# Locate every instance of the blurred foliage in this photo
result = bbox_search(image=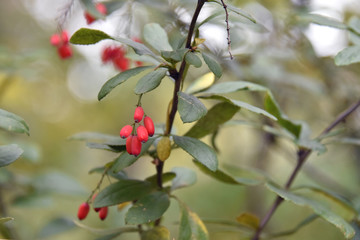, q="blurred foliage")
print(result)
[0,0,360,240]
